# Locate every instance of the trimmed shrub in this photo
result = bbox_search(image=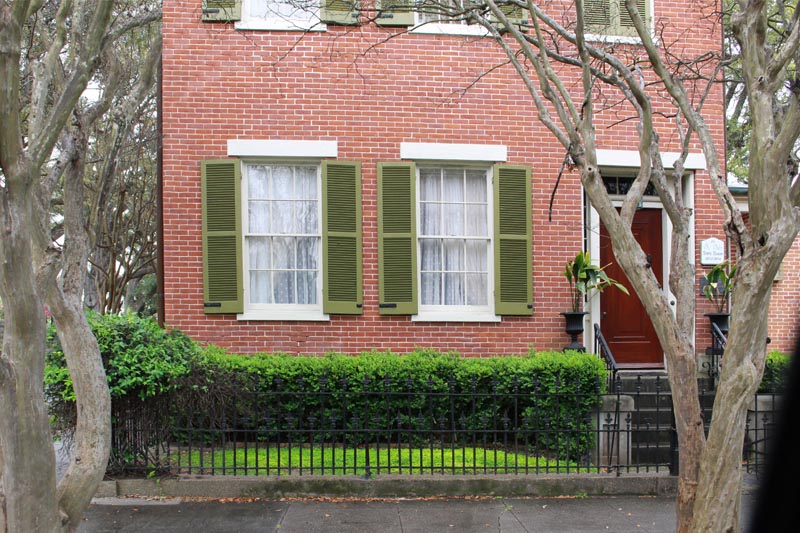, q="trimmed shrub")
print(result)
[46,313,198,473]
[758,351,790,393]
[174,348,608,462]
